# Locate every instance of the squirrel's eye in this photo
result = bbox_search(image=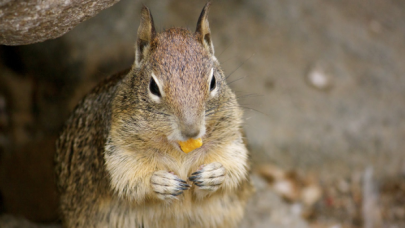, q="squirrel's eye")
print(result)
[149,77,161,97]
[210,74,216,92]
